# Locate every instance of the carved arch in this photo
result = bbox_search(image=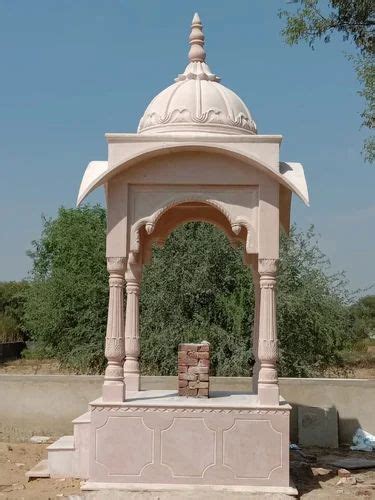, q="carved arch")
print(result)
[130,195,255,256]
